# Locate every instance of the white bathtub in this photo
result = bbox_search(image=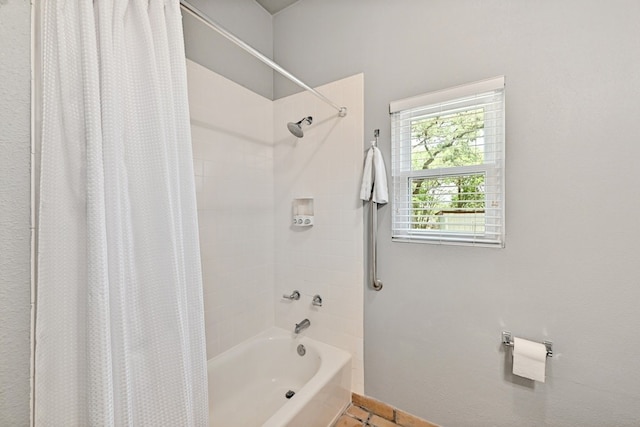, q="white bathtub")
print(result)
[207,327,352,427]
